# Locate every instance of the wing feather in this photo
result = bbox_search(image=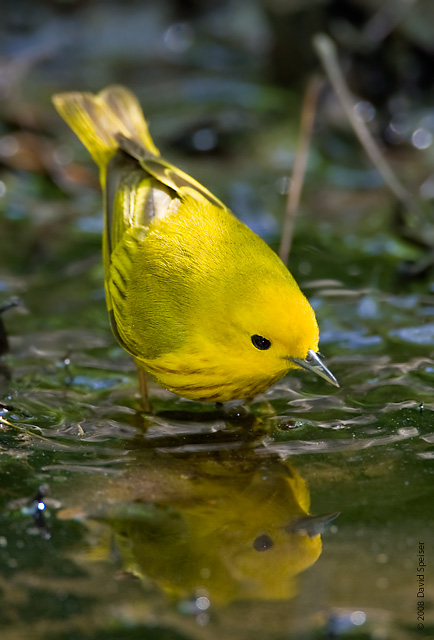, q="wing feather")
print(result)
[116,133,226,210]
